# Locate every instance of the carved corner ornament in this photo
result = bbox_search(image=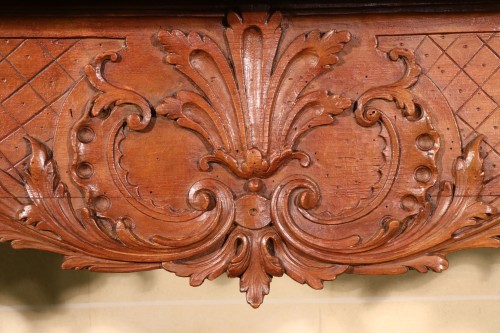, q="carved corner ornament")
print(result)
[0,12,498,308]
